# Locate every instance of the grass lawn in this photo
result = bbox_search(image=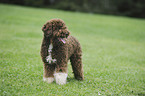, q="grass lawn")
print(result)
[0,4,145,96]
